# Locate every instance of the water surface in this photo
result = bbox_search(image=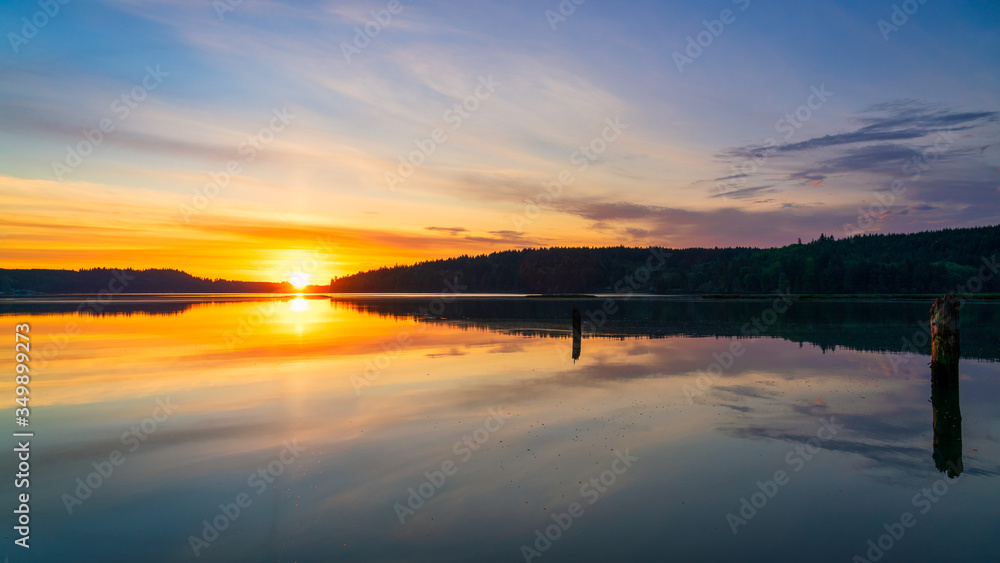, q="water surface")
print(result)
[3,295,998,562]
